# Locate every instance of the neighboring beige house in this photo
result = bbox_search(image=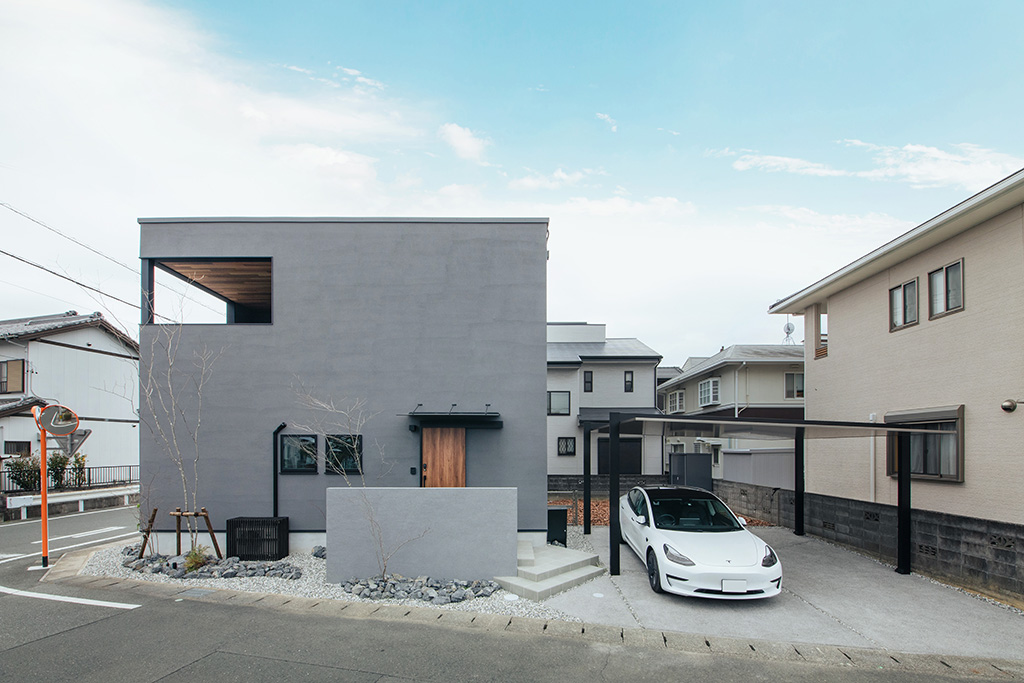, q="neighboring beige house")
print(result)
[656,345,804,487]
[768,168,1024,601]
[546,323,663,486]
